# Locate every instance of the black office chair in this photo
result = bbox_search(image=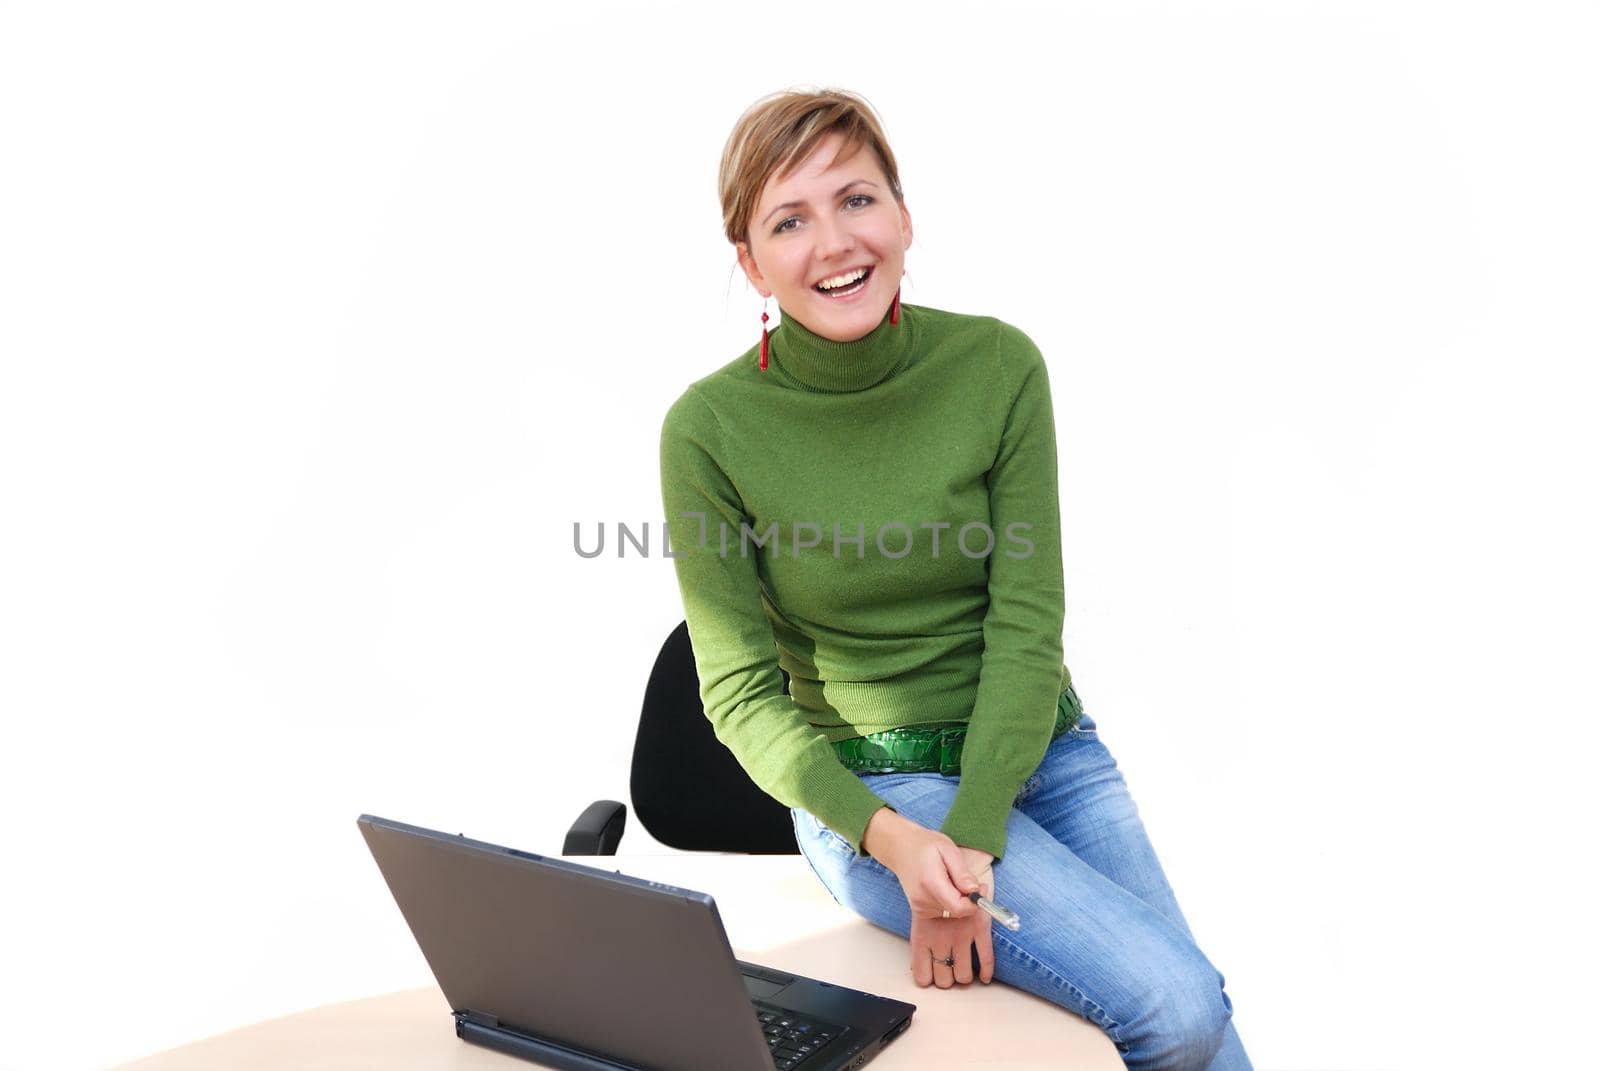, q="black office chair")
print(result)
[563,620,801,856]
